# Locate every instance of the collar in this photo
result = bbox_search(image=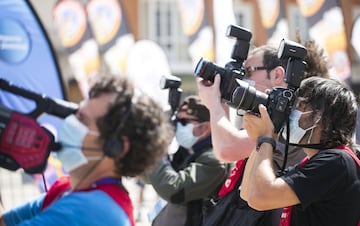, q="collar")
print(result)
[192,135,212,152]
